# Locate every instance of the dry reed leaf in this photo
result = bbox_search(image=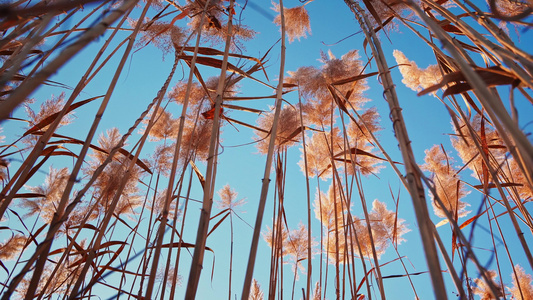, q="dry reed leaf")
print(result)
[178,55,270,88]
[210,208,230,220]
[221,103,265,114]
[156,242,214,253]
[331,71,379,86]
[32,131,152,174]
[418,66,520,97]
[334,147,388,162]
[12,193,45,198]
[224,116,268,133]
[182,46,264,65]
[201,105,223,119]
[207,211,230,237]
[97,266,149,277]
[440,23,463,35]
[223,95,279,101]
